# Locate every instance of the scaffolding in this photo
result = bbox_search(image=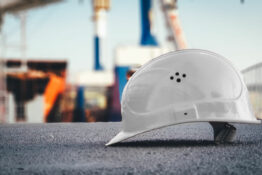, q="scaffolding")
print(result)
[0,13,7,122]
